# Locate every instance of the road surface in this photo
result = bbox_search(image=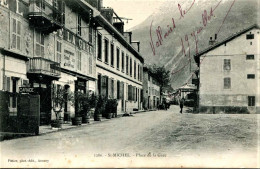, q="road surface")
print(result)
[1,105,259,168]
